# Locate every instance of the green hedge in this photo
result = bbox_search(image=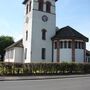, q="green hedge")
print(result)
[0,62,90,76]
